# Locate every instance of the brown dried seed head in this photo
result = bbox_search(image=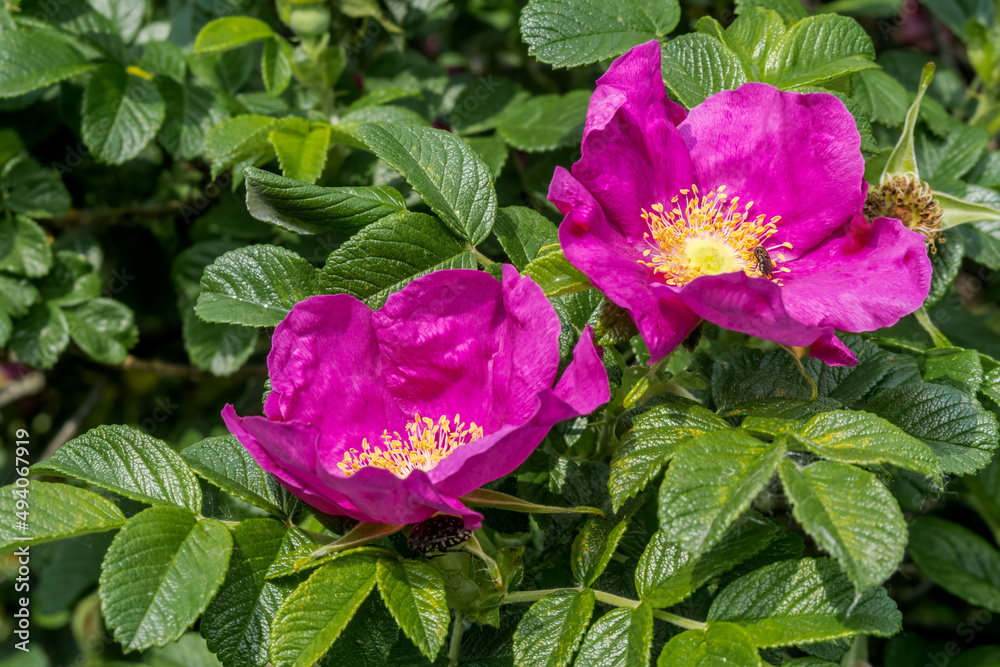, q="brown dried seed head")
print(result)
[864,174,944,251]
